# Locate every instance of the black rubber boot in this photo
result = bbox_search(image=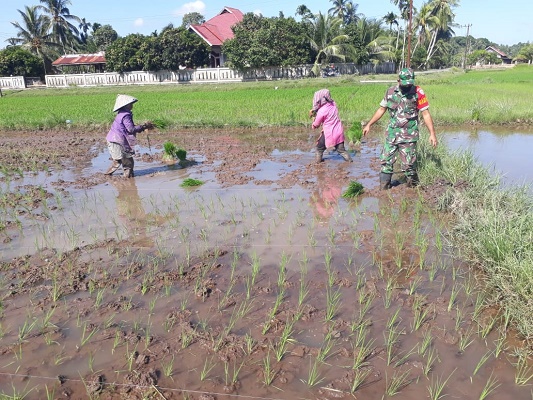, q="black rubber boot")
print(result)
[104,160,121,175]
[379,172,392,190]
[122,157,134,178]
[337,143,353,162]
[315,150,324,163]
[406,173,419,187]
